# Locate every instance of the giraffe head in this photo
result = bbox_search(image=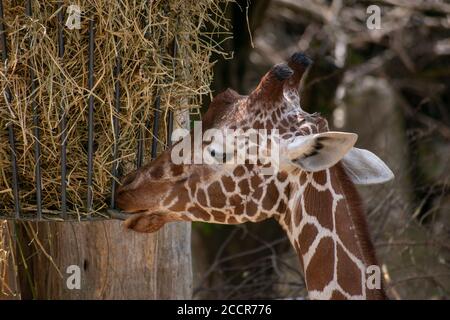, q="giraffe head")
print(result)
[117,53,395,299]
[115,52,393,234]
